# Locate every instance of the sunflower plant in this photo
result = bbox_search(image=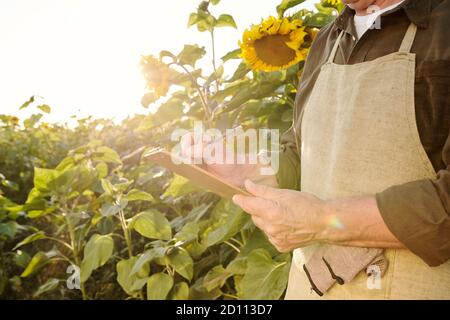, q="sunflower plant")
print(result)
[127,0,344,300]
